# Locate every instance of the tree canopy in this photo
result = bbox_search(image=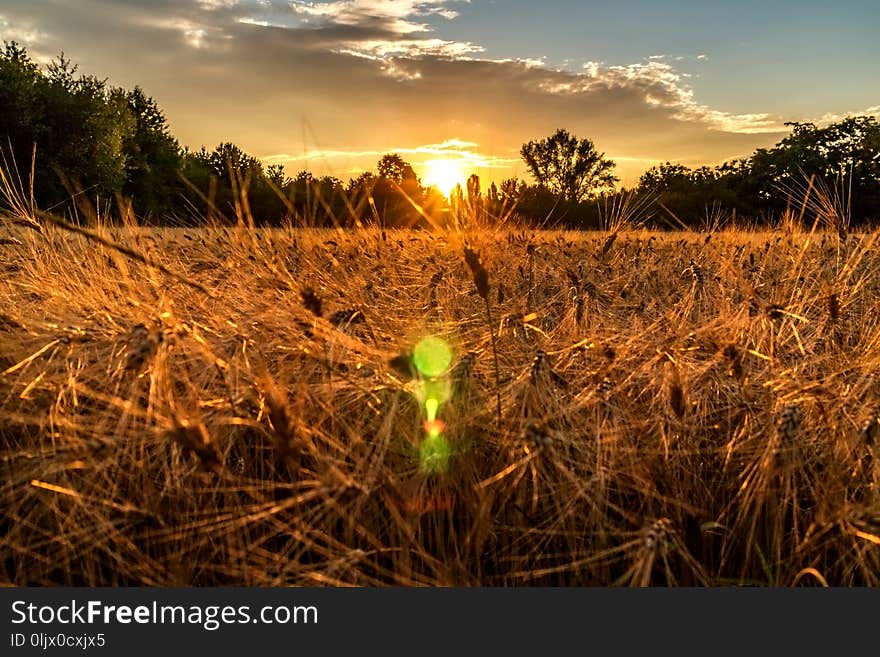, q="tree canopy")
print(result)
[520,128,618,202]
[635,116,880,227]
